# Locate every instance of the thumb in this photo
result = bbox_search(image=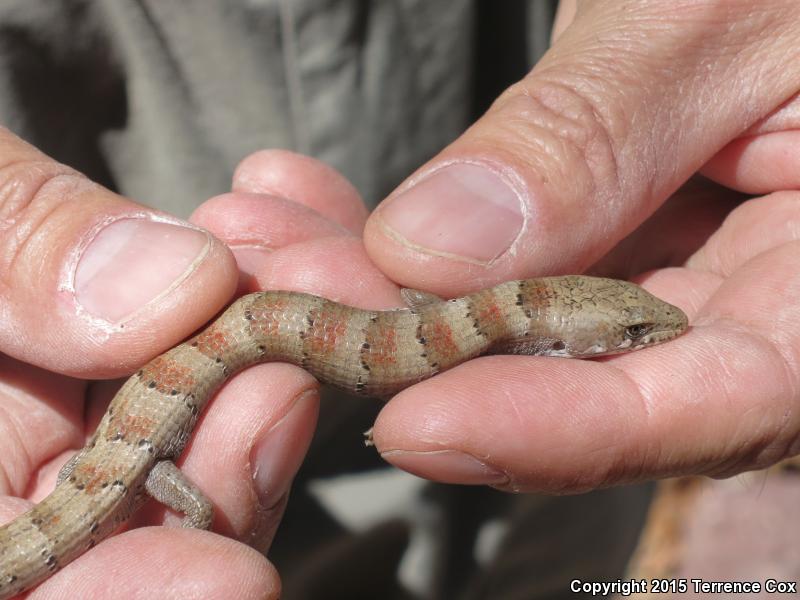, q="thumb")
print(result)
[364,1,800,294]
[0,127,237,377]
